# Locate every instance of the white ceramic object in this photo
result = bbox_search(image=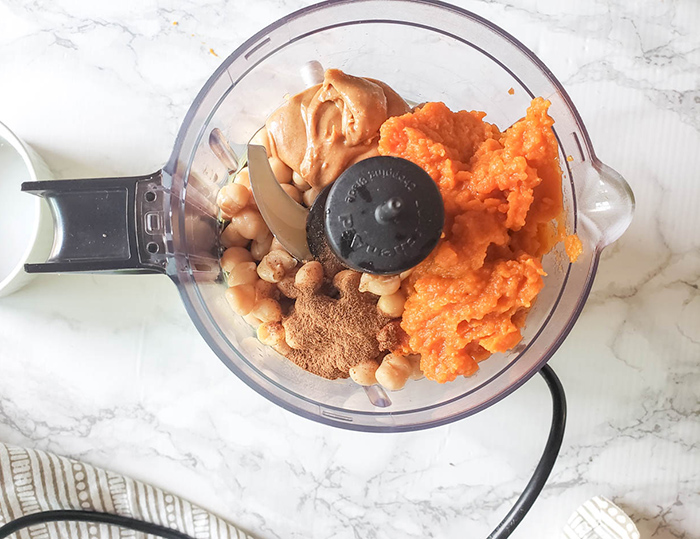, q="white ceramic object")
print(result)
[0,121,54,297]
[563,496,640,539]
